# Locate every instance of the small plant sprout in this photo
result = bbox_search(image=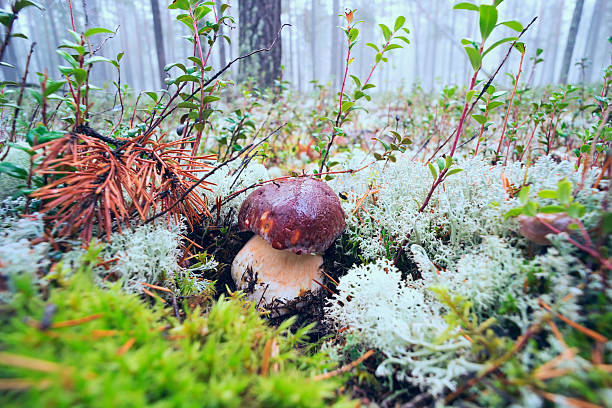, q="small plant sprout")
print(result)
[318,10,409,175]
